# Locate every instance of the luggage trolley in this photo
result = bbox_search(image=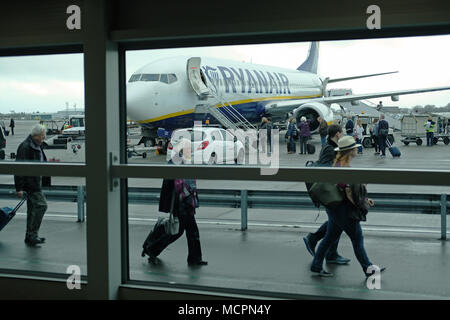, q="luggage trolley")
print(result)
[399,114,450,146]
